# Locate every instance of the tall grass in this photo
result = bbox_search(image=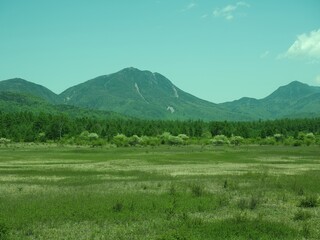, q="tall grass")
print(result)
[0,145,319,239]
